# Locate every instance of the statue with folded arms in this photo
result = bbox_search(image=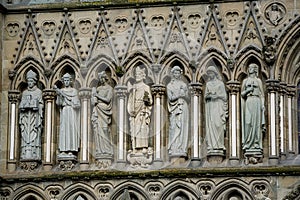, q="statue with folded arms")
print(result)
[19,70,43,160]
[54,73,80,158]
[167,66,189,157]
